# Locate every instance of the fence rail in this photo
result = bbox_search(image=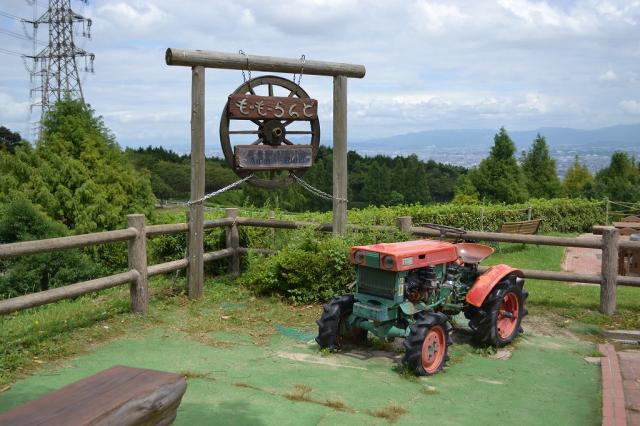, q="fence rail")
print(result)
[1,210,639,317]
